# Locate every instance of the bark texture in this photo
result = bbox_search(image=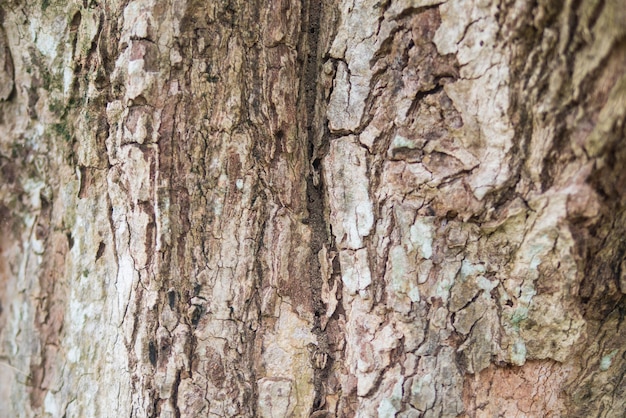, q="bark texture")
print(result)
[0,0,625,417]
